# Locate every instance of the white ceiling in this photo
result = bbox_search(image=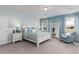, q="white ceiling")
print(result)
[0,5,79,18]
